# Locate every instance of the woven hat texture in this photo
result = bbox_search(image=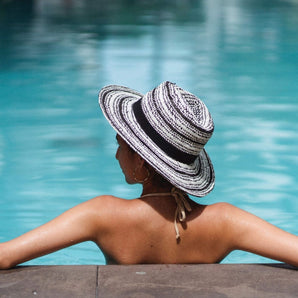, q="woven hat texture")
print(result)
[99,81,215,197]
